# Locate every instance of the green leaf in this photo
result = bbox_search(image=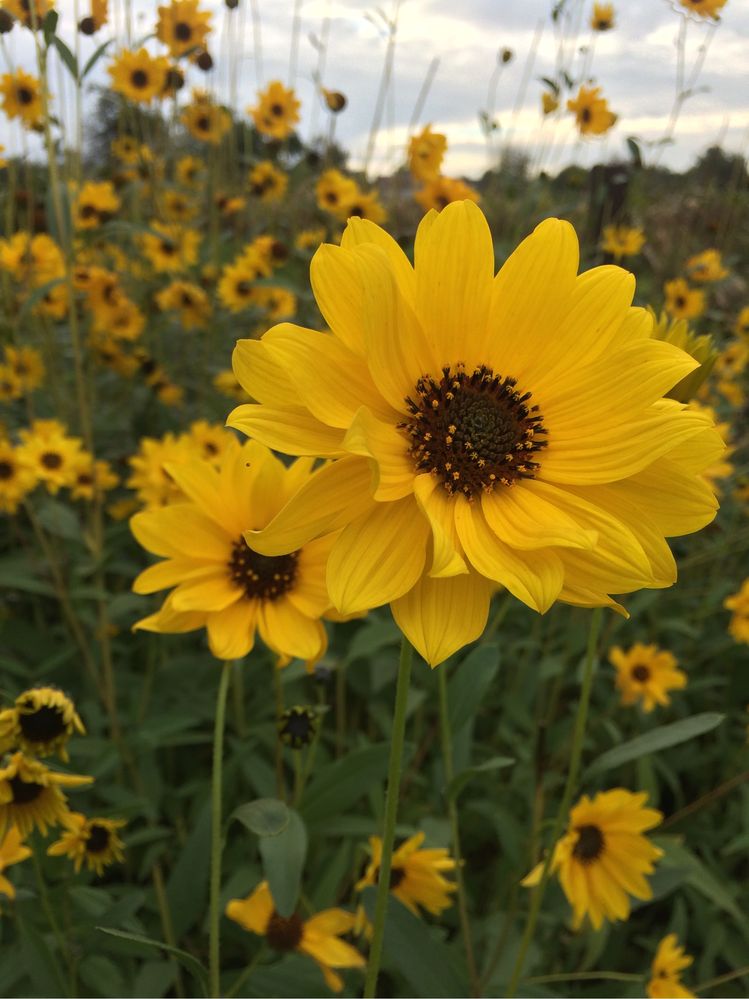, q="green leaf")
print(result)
[657,839,749,935]
[36,498,83,542]
[586,713,725,776]
[260,809,308,918]
[233,798,290,837]
[52,35,79,80]
[96,928,209,996]
[83,37,113,79]
[446,756,515,803]
[448,643,500,731]
[626,136,643,168]
[18,915,67,996]
[166,804,211,938]
[0,557,55,596]
[42,8,58,43]
[78,955,125,996]
[300,744,391,826]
